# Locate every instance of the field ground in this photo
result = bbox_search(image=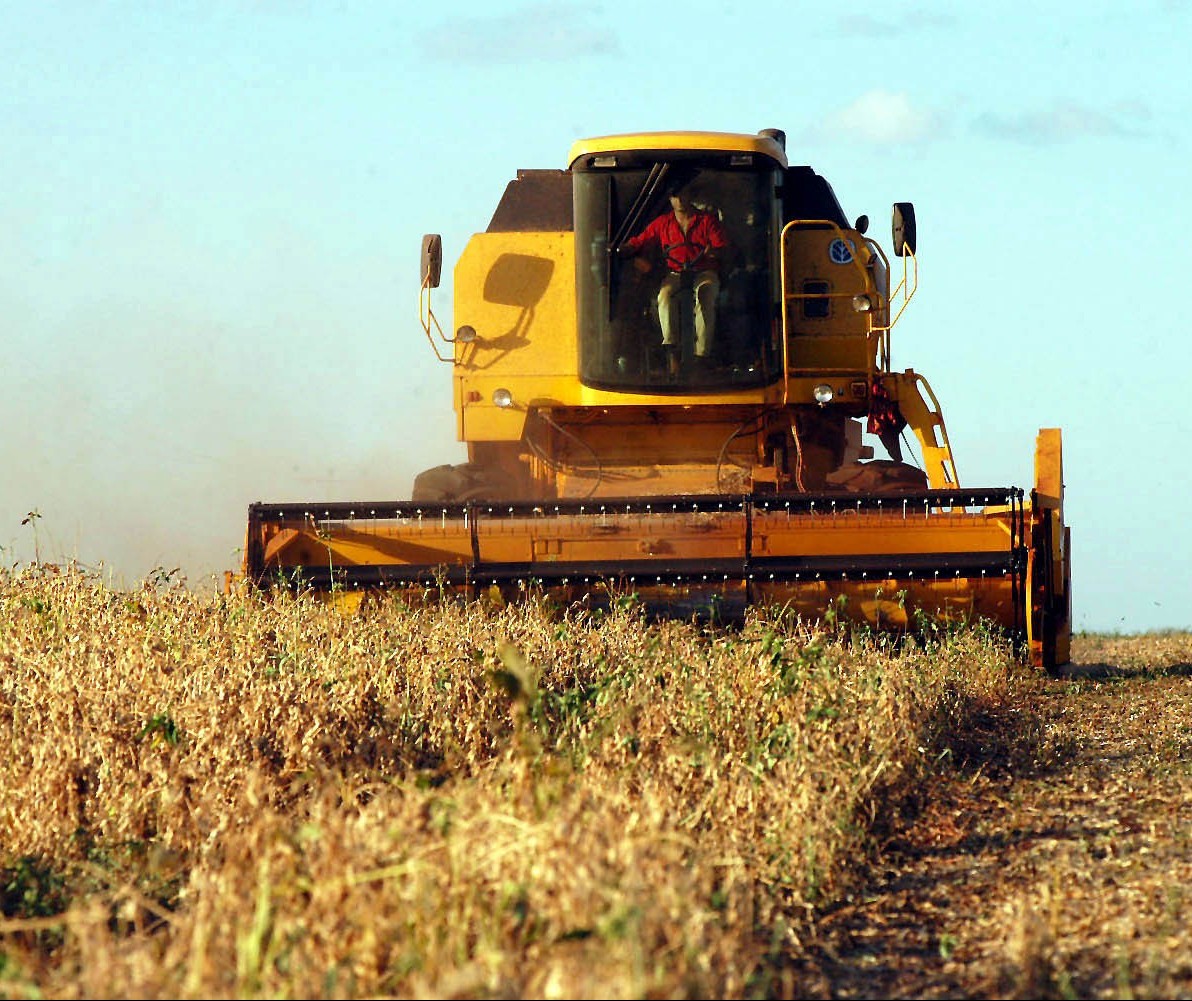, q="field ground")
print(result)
[800,633,1192,1000]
